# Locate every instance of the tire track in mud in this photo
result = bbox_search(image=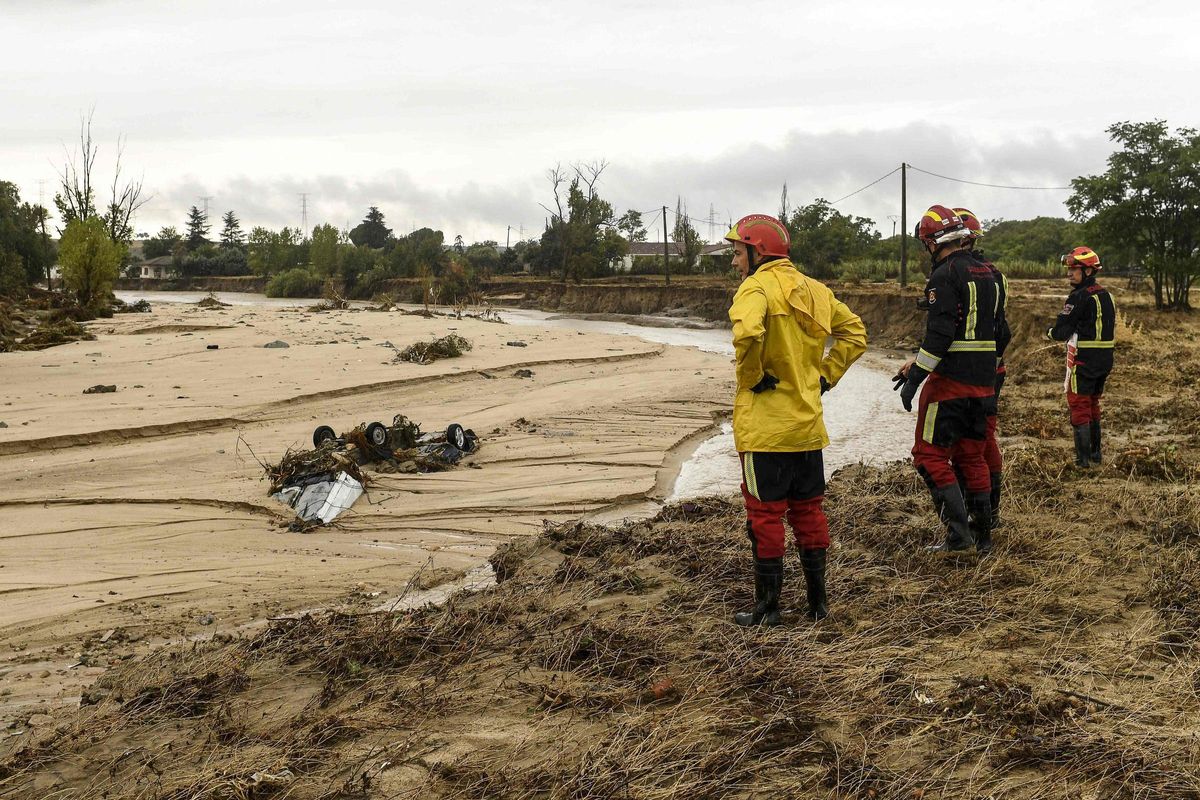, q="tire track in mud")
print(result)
[0,347,665,456]
[0,496,281,518]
